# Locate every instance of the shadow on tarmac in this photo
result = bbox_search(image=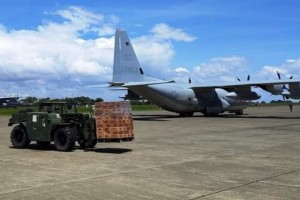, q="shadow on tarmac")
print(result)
[85,148,133,154]
[133,113,300,120]
[10,145,133,154]
[133,114,176,121]
[221,114,300,120]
